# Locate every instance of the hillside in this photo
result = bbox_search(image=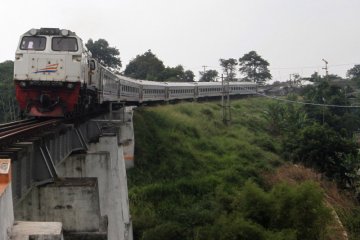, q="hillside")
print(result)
[127,98,360,240]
